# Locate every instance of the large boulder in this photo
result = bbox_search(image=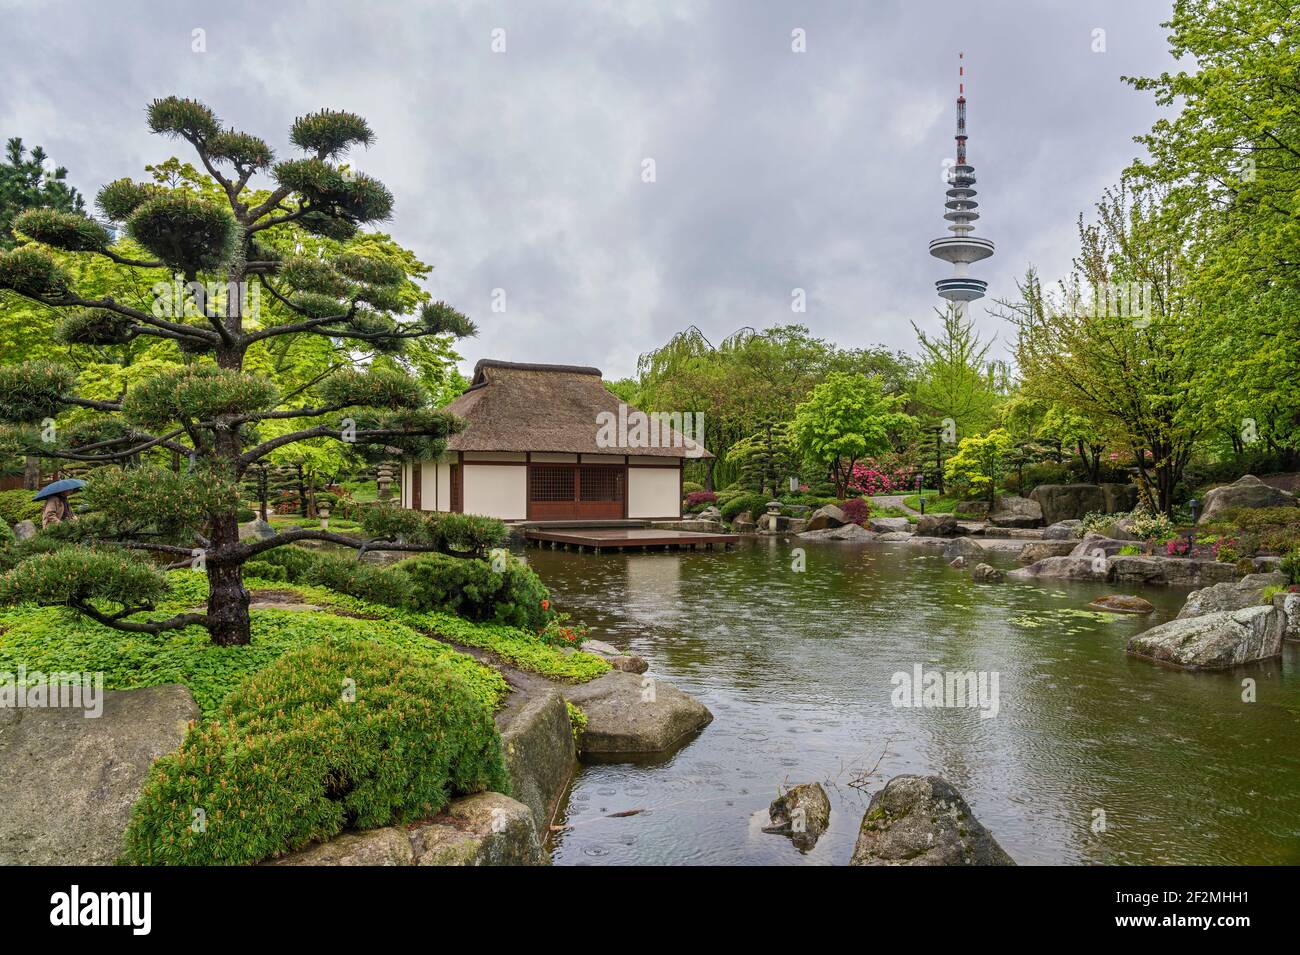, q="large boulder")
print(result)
[1017,540,1077,563]
[1088,594,1155,614]
[1101,483,1138,514]
[1043,520,1082,540]
[915,514,959,537]
[1127,605,1283,669]
[1272,591,1300,642]
[943,537,985,561]
[1198,474,1297,524]
[1008,556,1109,582]
[0,684,198,865]
[238,518,276,541]
[799,523,876,542]
[13,519,37,542]
[1110,556,1240,587]
[868,516,911,533]
[697,505,722,522]
[495,689,575,833]
[561,670,712,755]
[1030,484,1106,524]
[971,563,1005,584]
[850,775,1015,866]
[877,531,913,542]
[1068,532,1129,559]
[988,495,1043,528]
[1175,572,1288,620]
[806,505,846,531]
[762,782,831,852]
[272,792,543,866]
